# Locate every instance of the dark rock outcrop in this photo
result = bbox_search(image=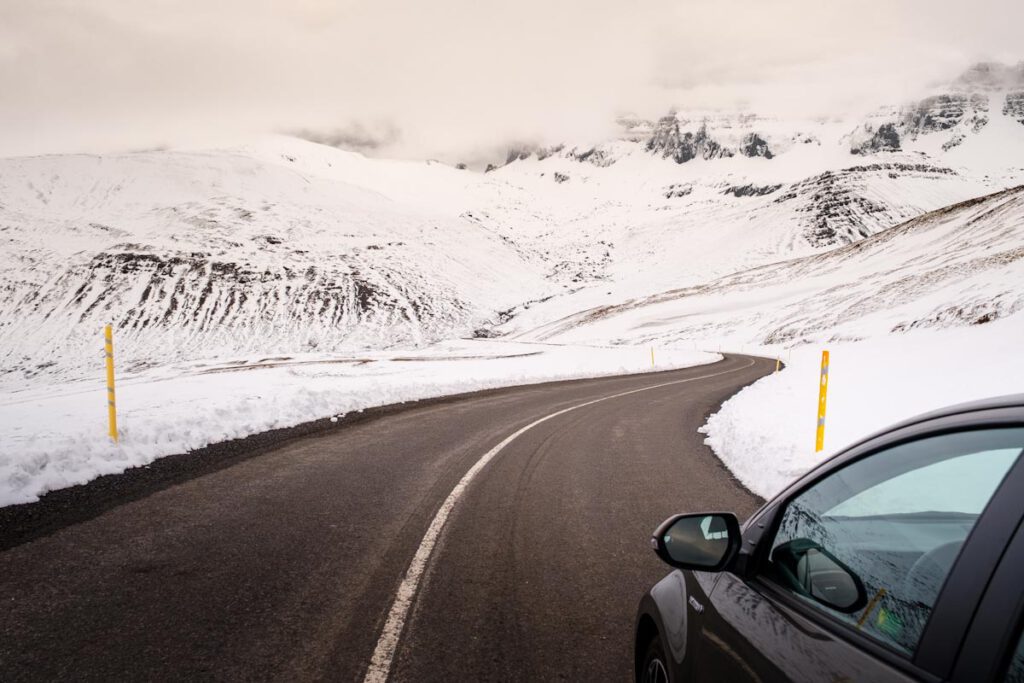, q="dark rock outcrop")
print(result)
[774,163,956,246]
[851,123,901,155]
[739,133,773,159]
[663,184,692,199]
[568,147,616,167]
[646,115,732,163]
[901,93,989,143]
[1004,92,1024,126]
[505,146,534,164]
[723,184,782,197]
[536,144,565,161]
